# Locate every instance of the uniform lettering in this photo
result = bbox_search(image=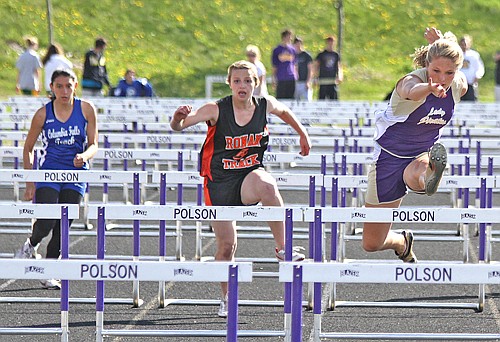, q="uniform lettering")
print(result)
[225,133,264,149]
[222,154,260,170]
